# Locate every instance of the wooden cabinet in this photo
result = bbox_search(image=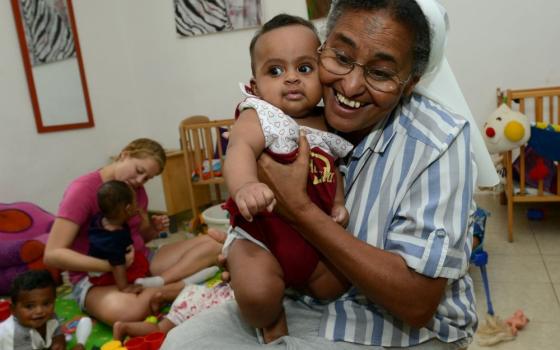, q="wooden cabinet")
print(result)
[157,150,212,216]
